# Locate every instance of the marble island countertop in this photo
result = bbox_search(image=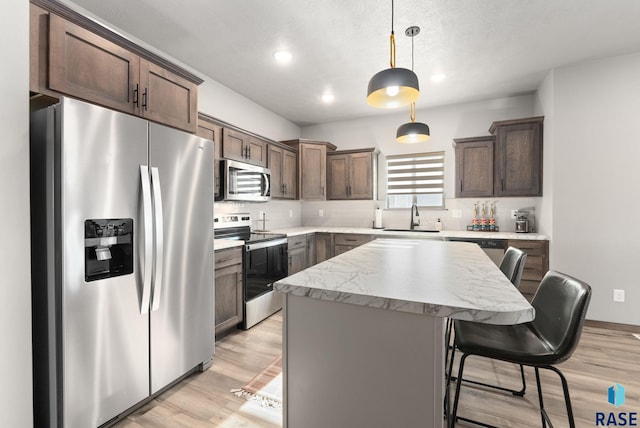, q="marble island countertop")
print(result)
[267,226,548,241]
[274,238,534,325]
